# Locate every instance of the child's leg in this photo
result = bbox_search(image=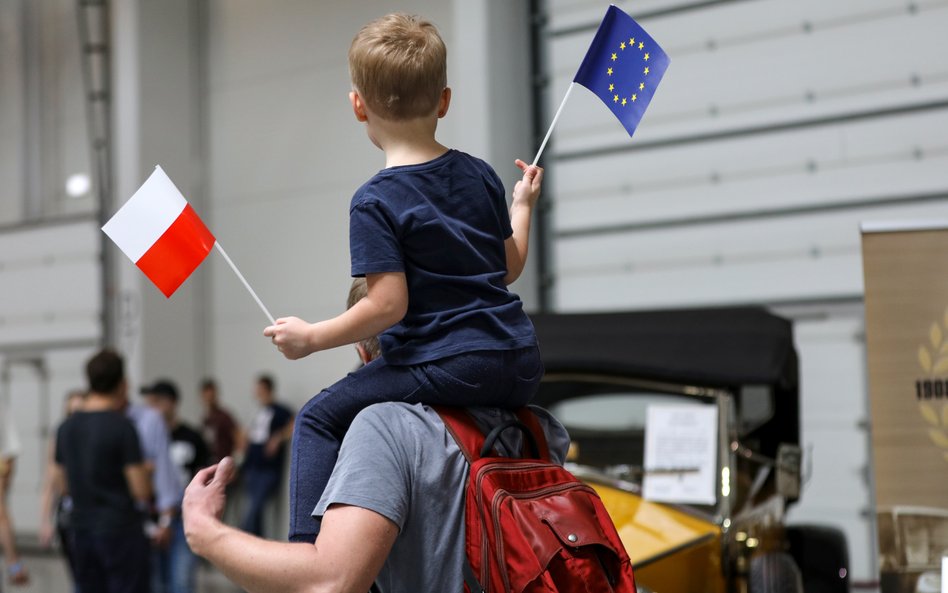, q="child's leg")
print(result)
[288,358,429,543]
